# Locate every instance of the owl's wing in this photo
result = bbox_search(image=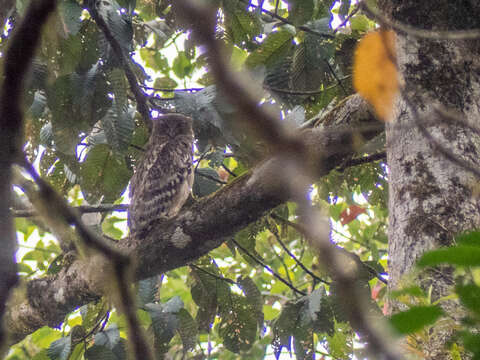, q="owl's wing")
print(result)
[128,141,193,232]
[128,140,168,230]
